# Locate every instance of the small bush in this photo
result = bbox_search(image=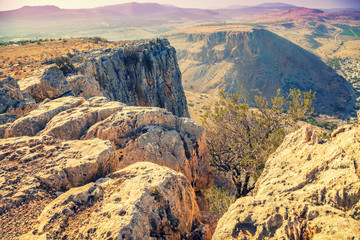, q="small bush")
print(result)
[202,185,235,215]
[54,56,75,75]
